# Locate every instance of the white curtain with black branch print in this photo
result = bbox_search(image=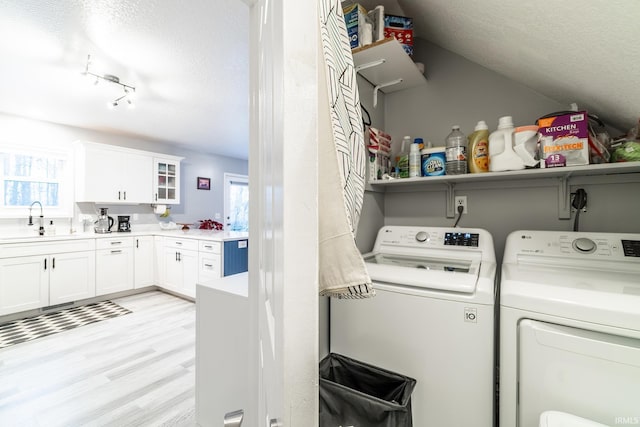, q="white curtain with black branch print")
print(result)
[318,0,374,299]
